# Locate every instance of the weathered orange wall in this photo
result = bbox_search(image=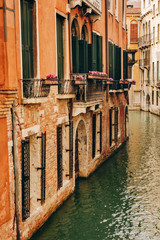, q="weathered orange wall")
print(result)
[0,118,10,226]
